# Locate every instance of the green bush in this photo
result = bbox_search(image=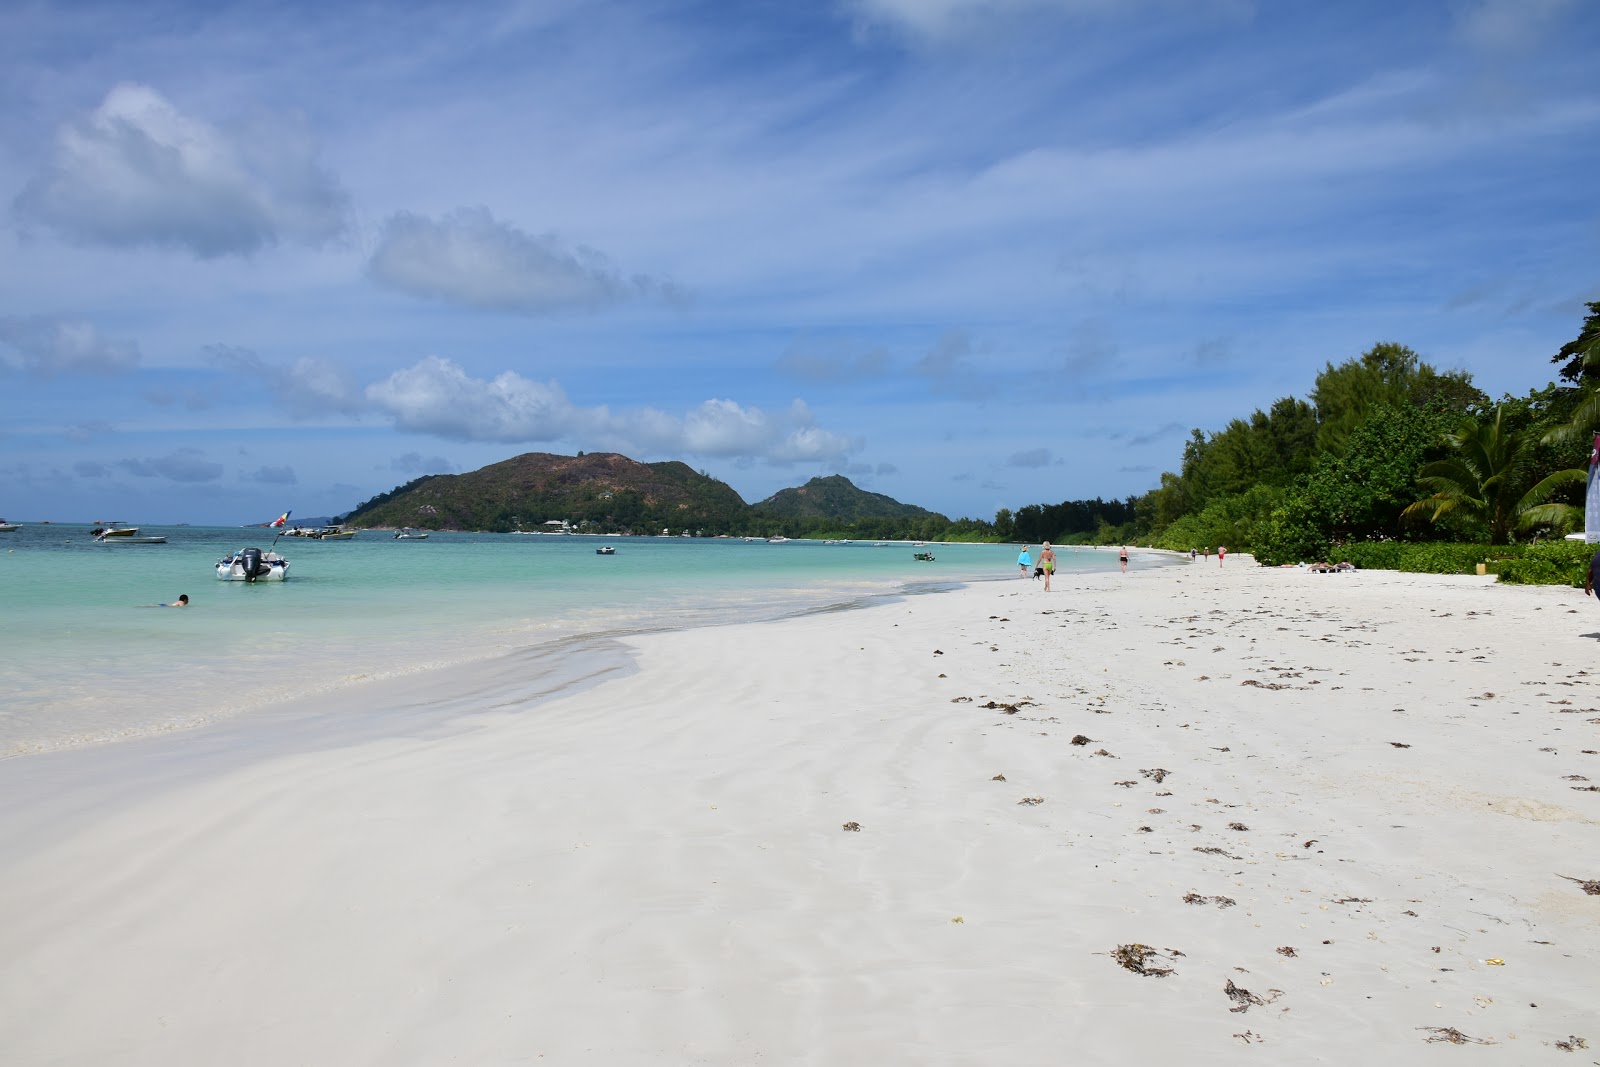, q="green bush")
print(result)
[1324,539,1593,584]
